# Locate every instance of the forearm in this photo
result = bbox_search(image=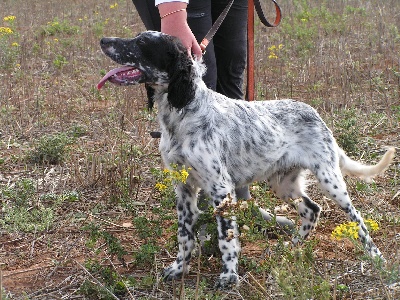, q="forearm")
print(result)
[156,1,202,57]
